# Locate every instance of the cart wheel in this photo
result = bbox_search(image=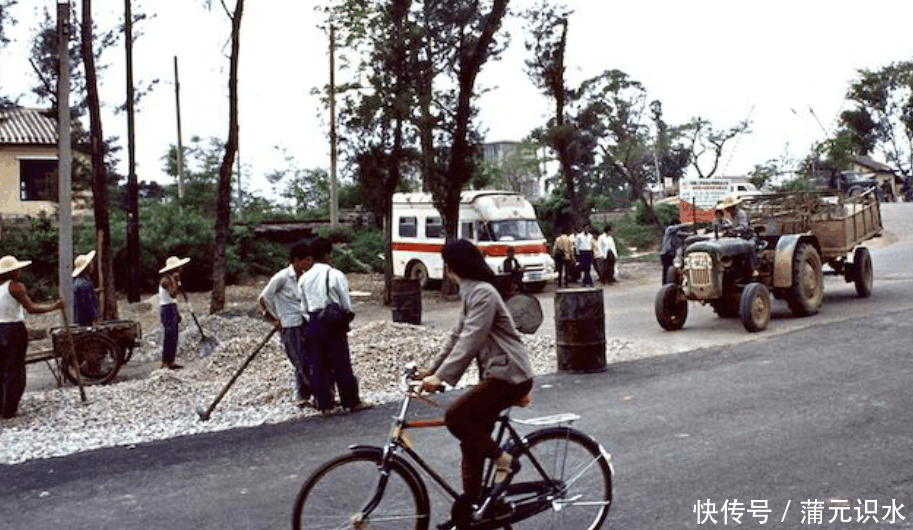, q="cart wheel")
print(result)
[852,247,873,298]
[63,333,123,386]
[786,243,824,317]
